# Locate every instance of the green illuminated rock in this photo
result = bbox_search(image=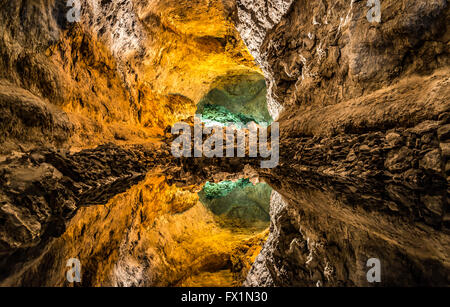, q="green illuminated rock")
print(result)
[199,179,272,230]
[202,179,254,199]
[196,73,273,126]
